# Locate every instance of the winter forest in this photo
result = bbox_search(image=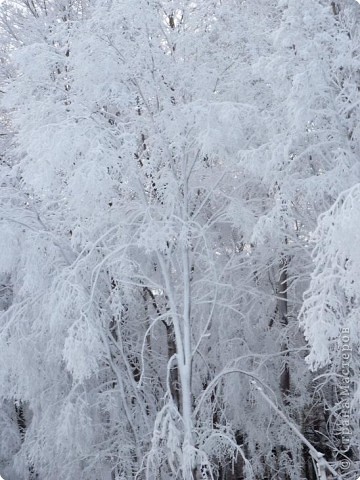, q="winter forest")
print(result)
[0,0,359,479]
